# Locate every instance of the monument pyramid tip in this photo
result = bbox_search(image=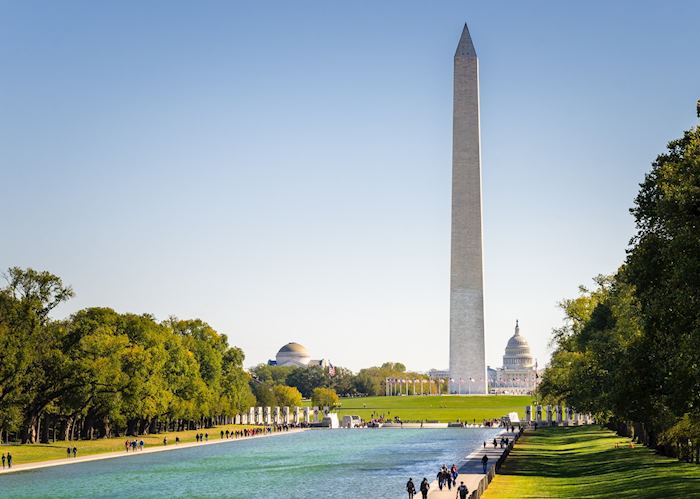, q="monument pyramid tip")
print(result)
[455,22,477,58]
